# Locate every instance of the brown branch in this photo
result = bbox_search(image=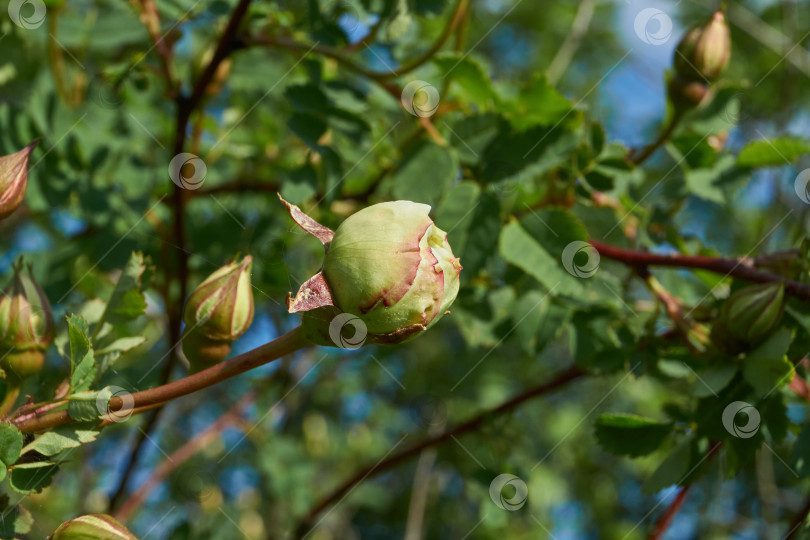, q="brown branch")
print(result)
[130,0,176,93]
[114,390,257,522]
[785,491,810,540]
[12,326,308,434]
[294,365,584,538]
[630,110,684,165]
[648,441,722,539]
[589,240,810,303]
